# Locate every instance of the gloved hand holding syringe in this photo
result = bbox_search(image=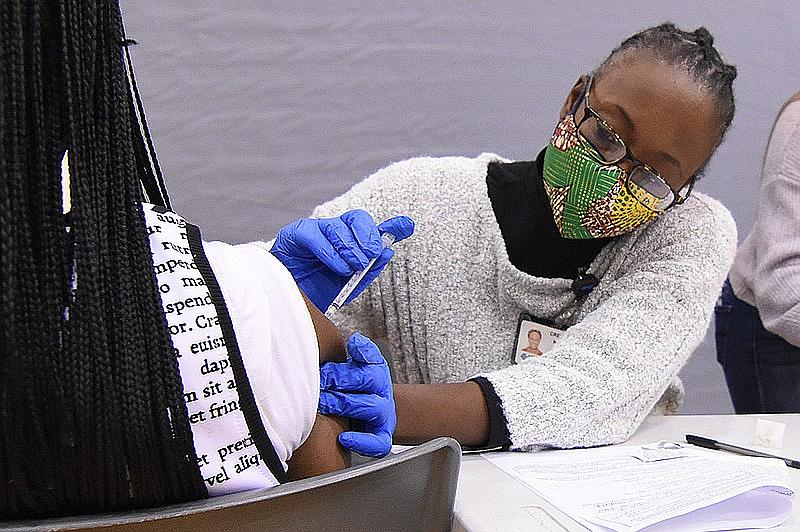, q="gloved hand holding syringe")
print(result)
[324,232,395,317]
[270,210,414,313]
